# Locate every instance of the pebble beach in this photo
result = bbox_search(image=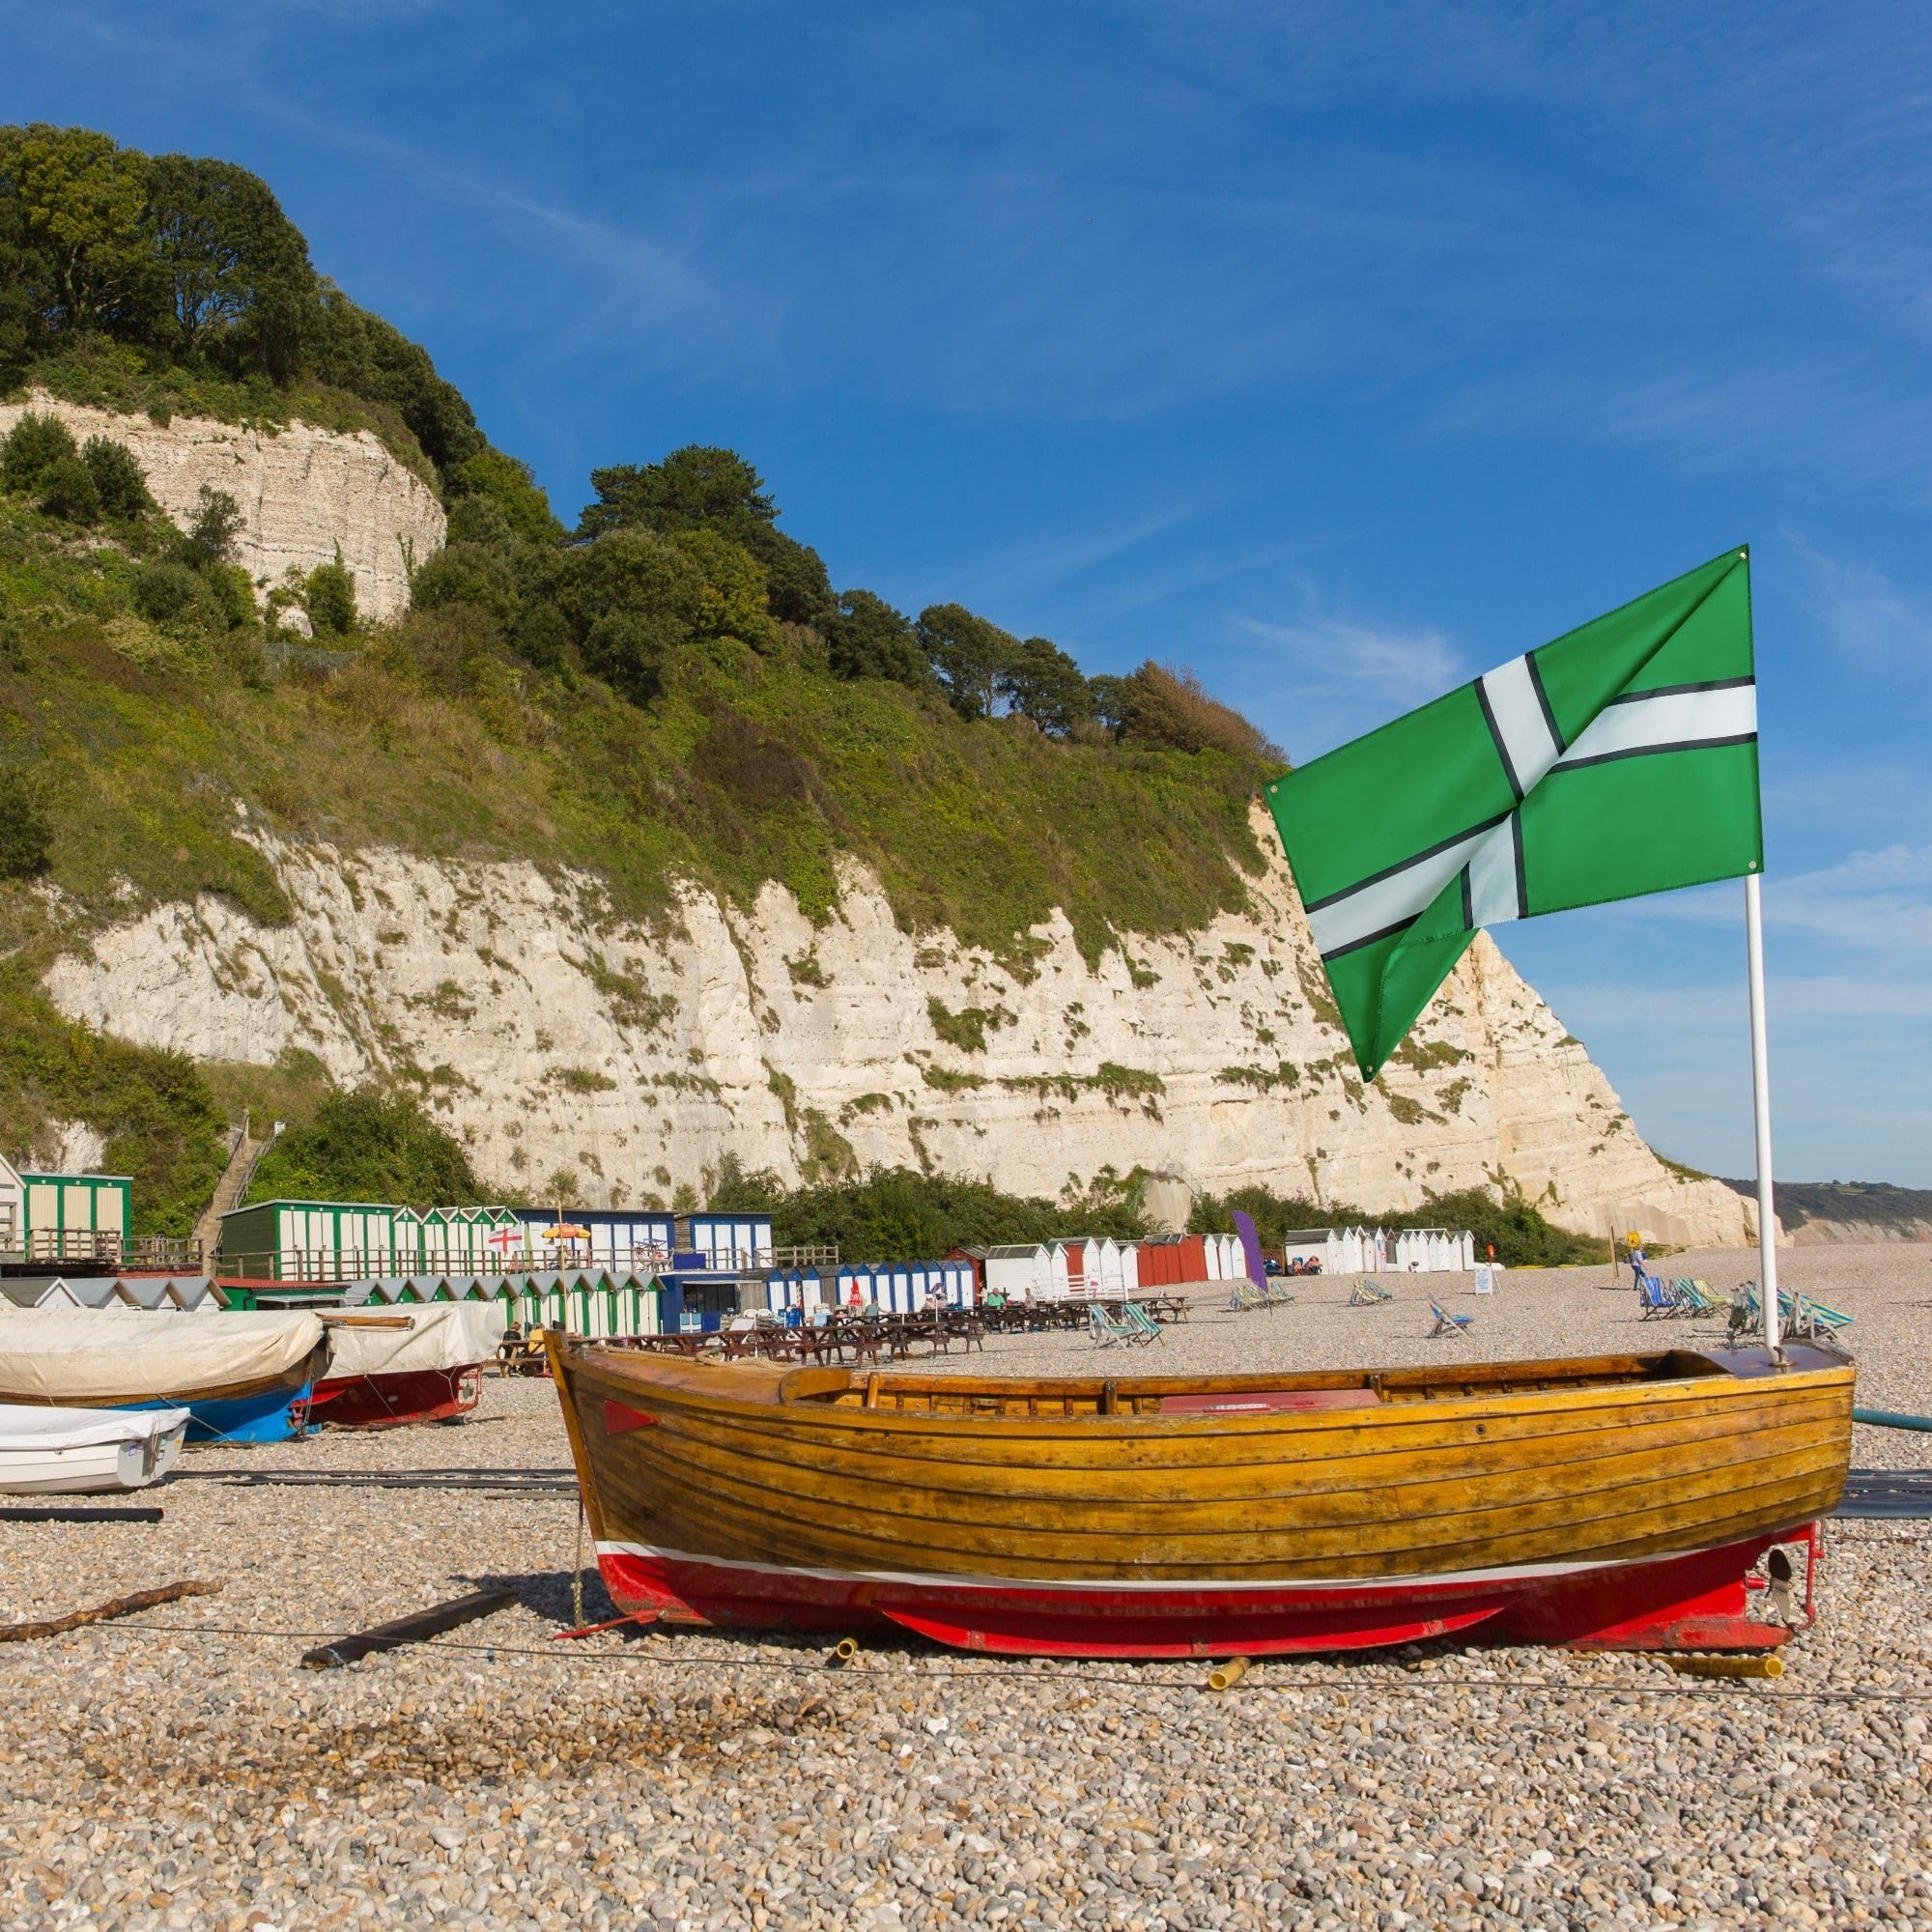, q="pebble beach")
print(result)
[2,1240,1927,1932]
